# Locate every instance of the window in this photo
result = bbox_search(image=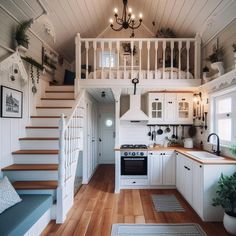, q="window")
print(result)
[99,51,116,68]
[212,90,236,146]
